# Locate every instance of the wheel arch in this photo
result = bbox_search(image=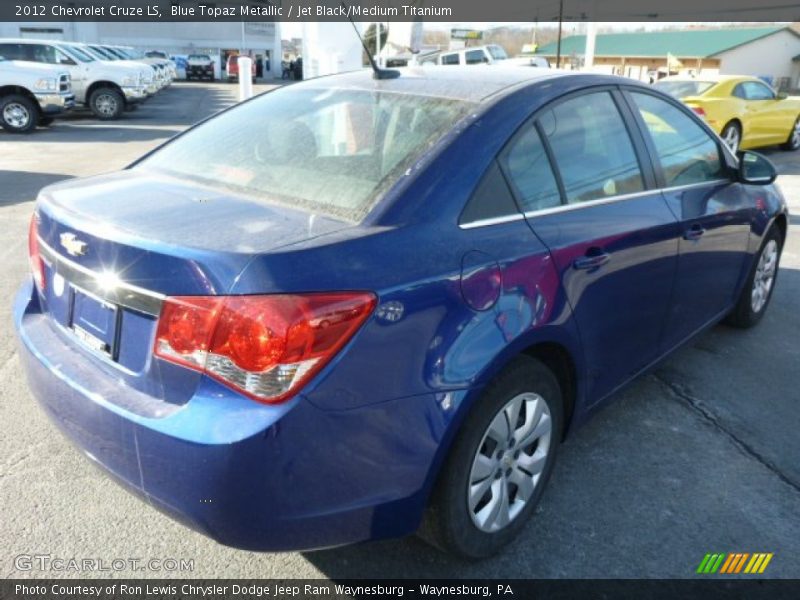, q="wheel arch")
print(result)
[0,85,39,107]
[86,80,124,100]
